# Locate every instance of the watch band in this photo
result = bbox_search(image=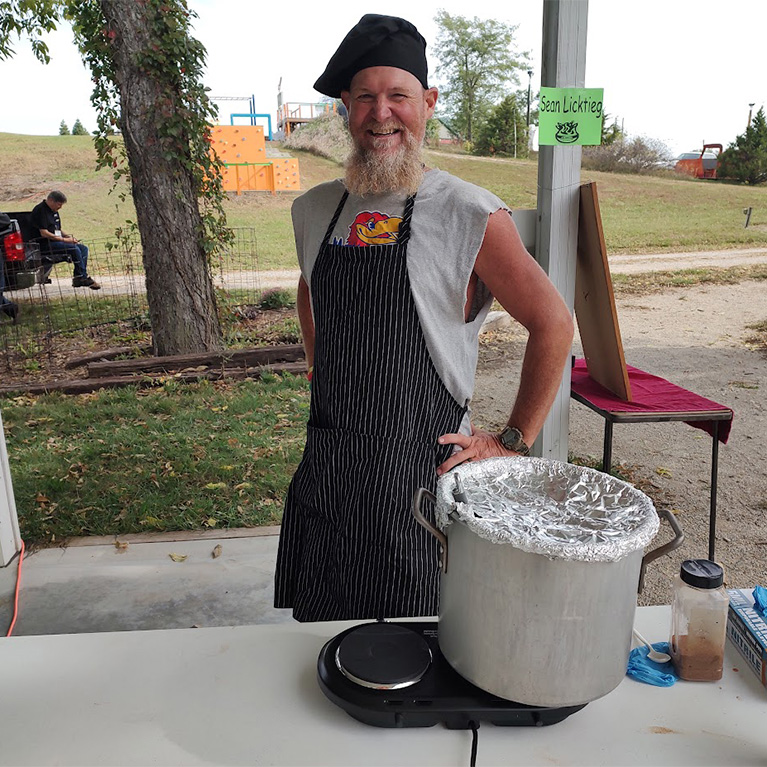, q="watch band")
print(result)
[498,426,531,456]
